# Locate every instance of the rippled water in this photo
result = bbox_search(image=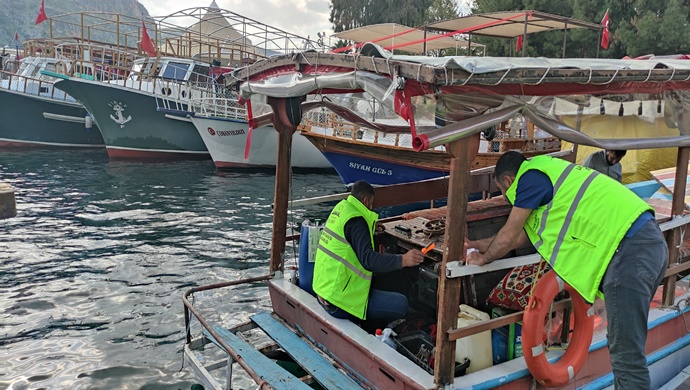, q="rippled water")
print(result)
[0,149,346,389]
